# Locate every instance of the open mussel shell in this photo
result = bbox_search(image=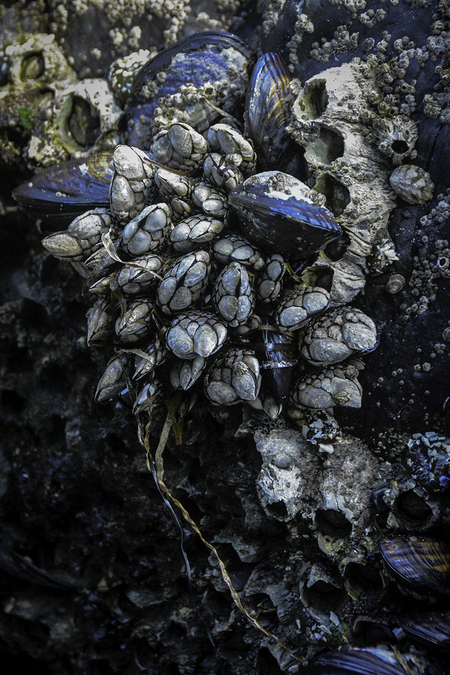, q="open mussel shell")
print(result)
[12,152,113,221]
[229,171,342,259]
[400,611,450,653]
[379,536,450,598]
[127,31,255,150]
[245,52,295,169]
